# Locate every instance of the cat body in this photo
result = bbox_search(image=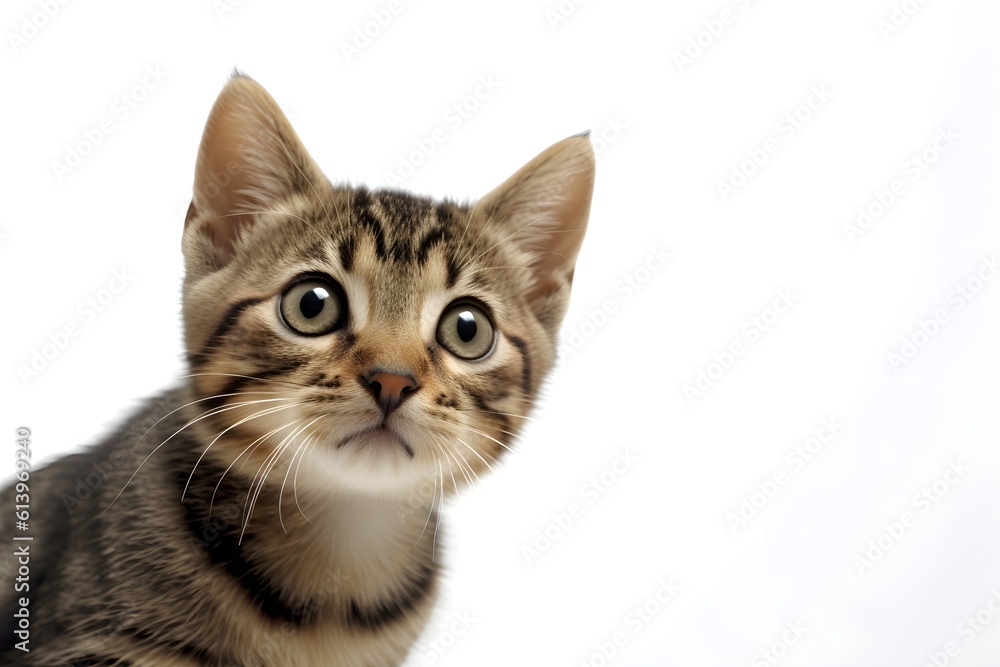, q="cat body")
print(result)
[0,74,594,666]
[2,388,435,666]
